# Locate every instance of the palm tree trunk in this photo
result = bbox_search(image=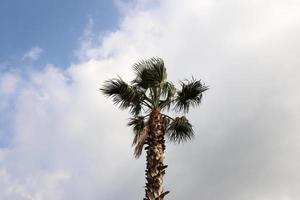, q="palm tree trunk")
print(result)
[144,108,169,200]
